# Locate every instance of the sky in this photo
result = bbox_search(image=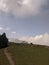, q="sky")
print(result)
[0,0,49,45]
